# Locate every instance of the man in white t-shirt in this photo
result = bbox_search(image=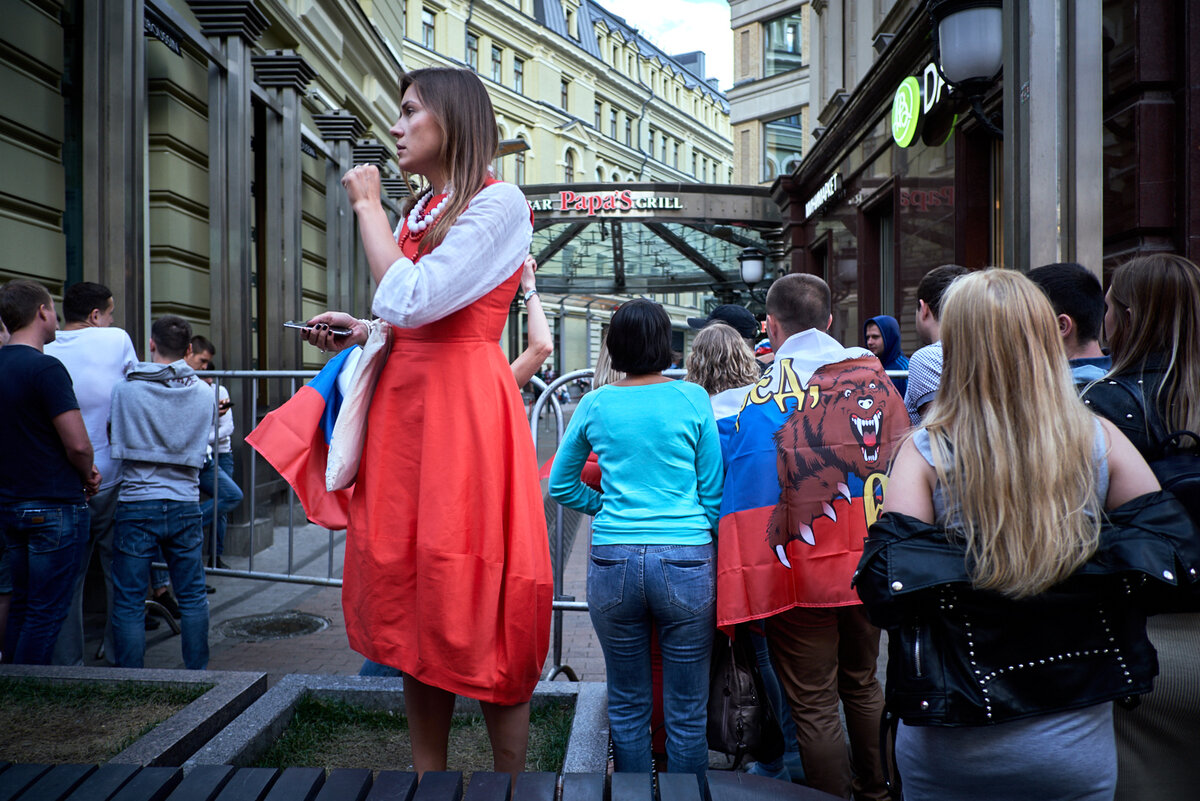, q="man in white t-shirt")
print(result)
[44,282,138,665]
